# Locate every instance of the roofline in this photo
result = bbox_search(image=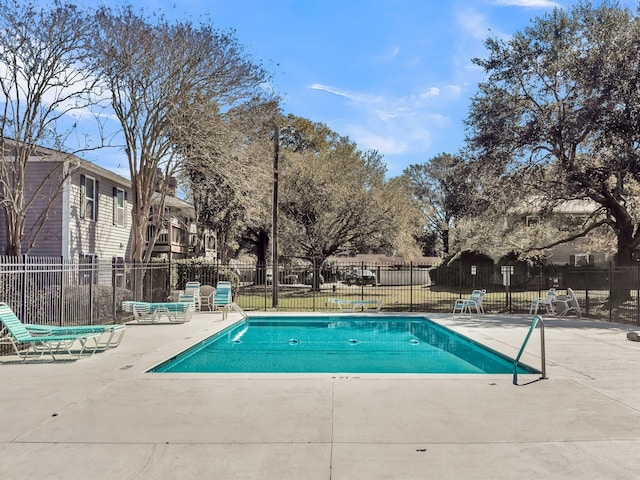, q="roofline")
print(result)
[1,137,131,188]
